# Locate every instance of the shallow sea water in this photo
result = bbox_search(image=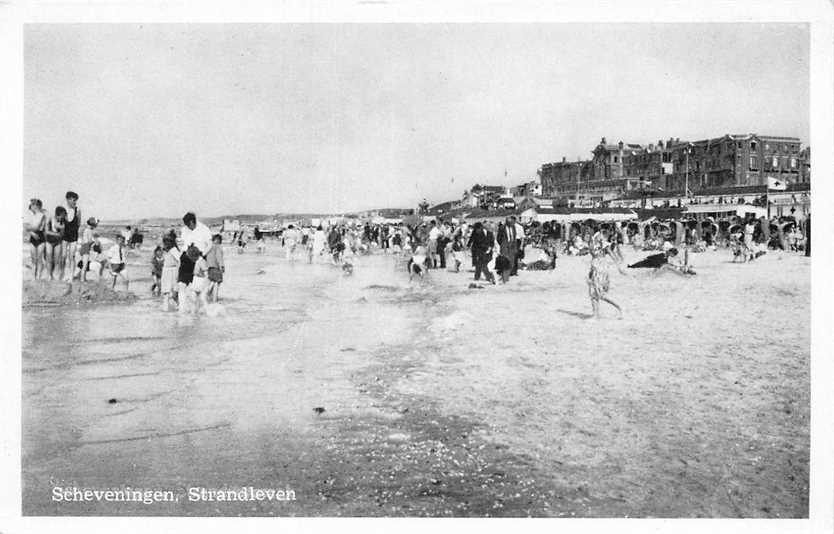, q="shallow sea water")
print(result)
[23,245,421,514]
